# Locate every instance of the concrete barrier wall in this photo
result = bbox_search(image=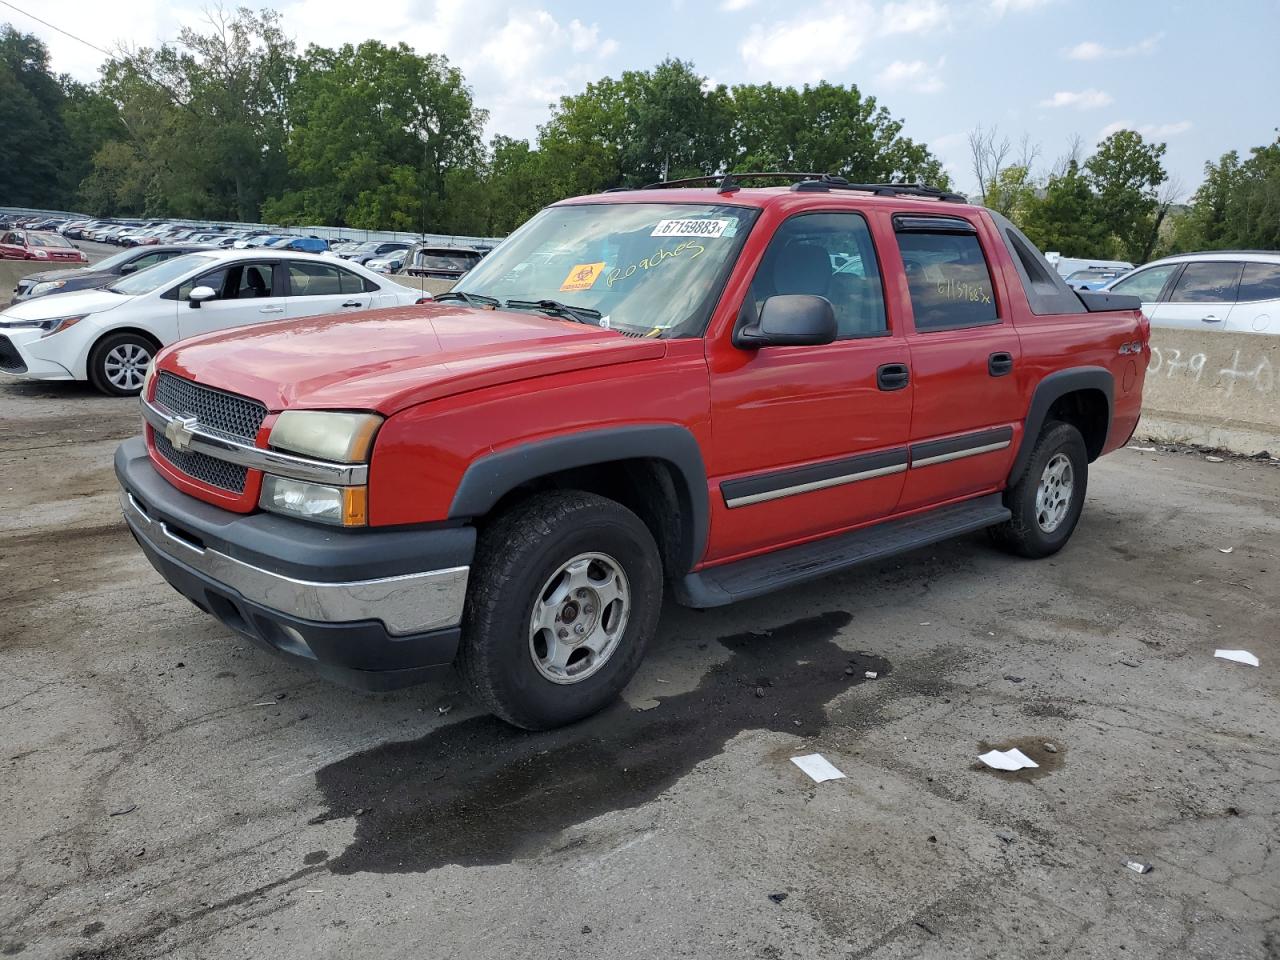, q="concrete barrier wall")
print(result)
[1137,328,1279,455]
